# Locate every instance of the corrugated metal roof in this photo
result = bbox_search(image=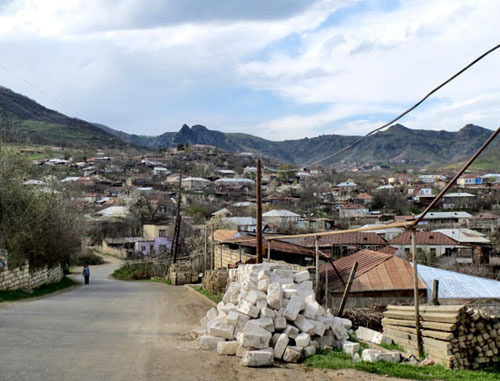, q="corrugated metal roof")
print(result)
[415,211,472,219]
[416,264,500,299]
[301,232,387,247]
[390,231,458,245]
[213,229,239,241]
[218,235,327,258]
[434,229,490,244]
[377,246,398,254]
[320,249,426,293]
